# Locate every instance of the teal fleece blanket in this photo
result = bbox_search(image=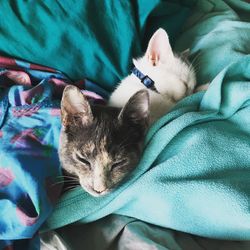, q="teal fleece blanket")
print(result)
[42,56,250,240]
[1,0,250,241]
[0,0,190,93]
